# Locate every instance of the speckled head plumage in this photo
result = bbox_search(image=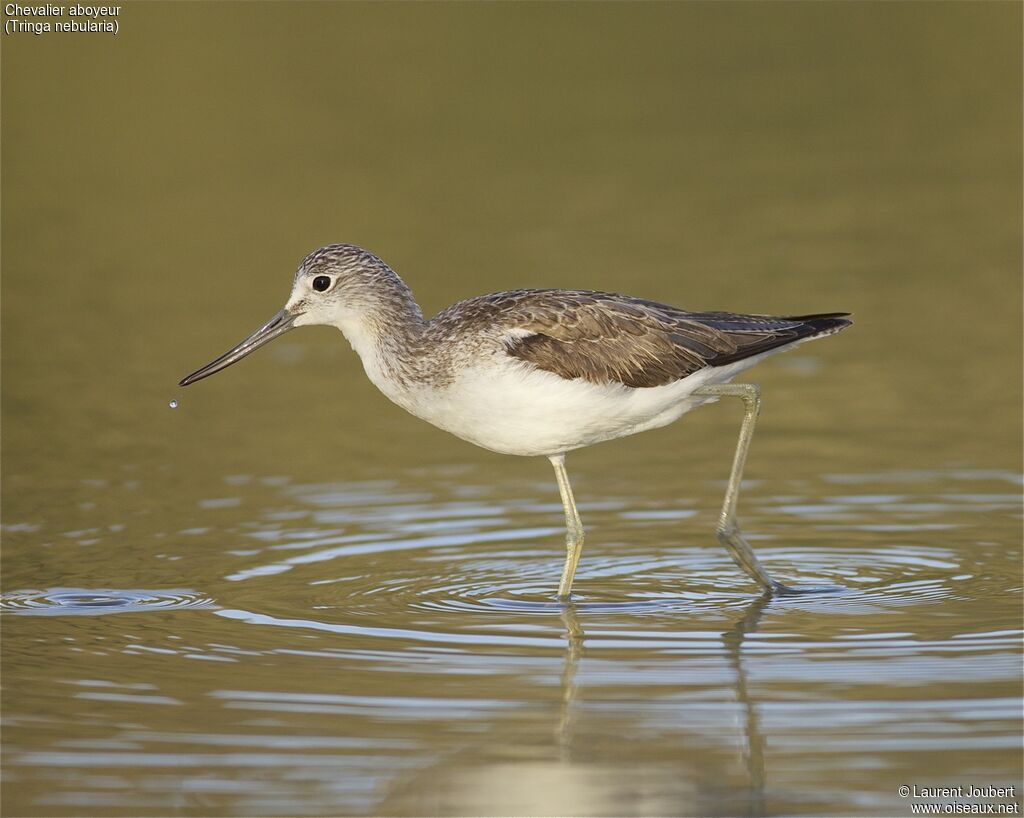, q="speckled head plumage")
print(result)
[286,243,423,330]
